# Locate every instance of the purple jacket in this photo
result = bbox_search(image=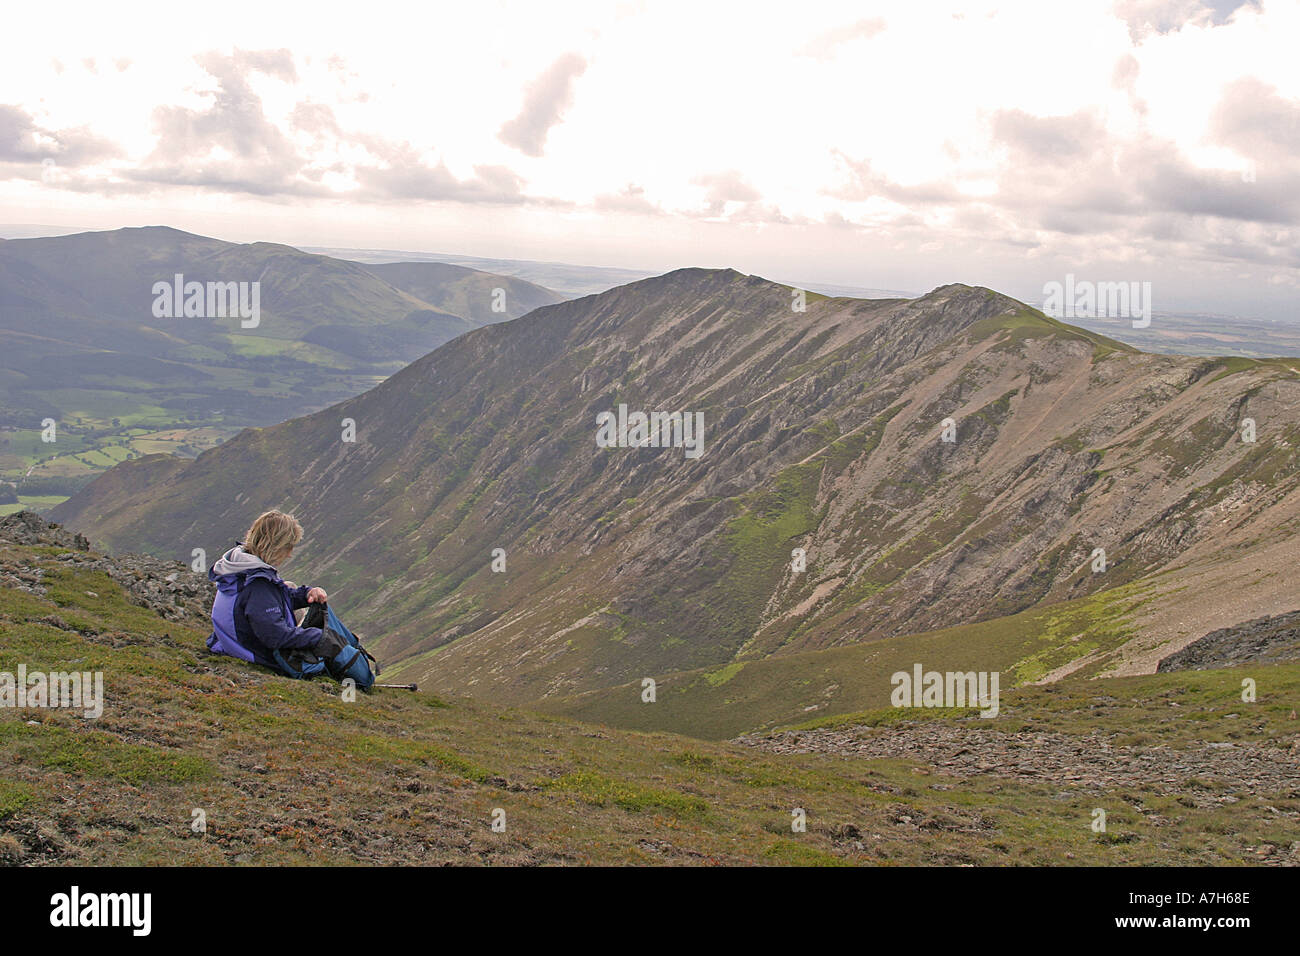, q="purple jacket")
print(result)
[207,543,322,672]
